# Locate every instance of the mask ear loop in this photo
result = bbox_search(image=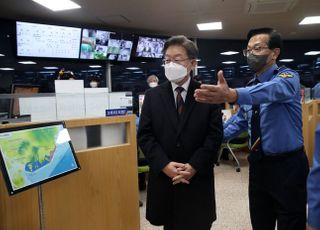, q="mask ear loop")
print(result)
[188,59,197,75]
